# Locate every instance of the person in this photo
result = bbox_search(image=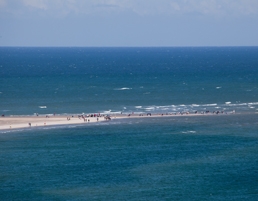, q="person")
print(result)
[28,123,31,127]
